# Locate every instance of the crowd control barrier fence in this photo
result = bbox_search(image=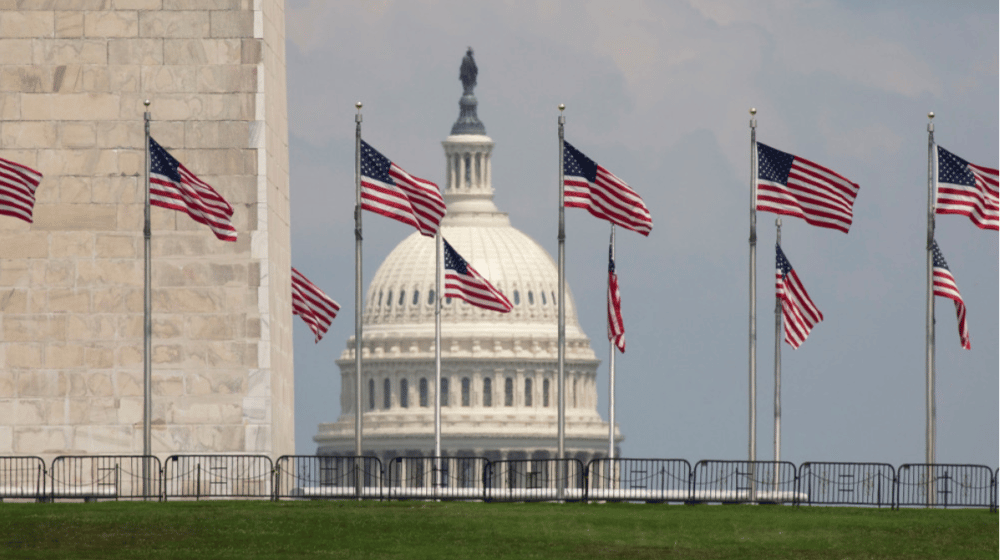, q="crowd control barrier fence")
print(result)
[798,462,895,507]
[1,455,996,509]
[895,463,994,509]
[275,455,383,500]
[49,455,161,501]
[0,456,46,502]
[163,454,273,500]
